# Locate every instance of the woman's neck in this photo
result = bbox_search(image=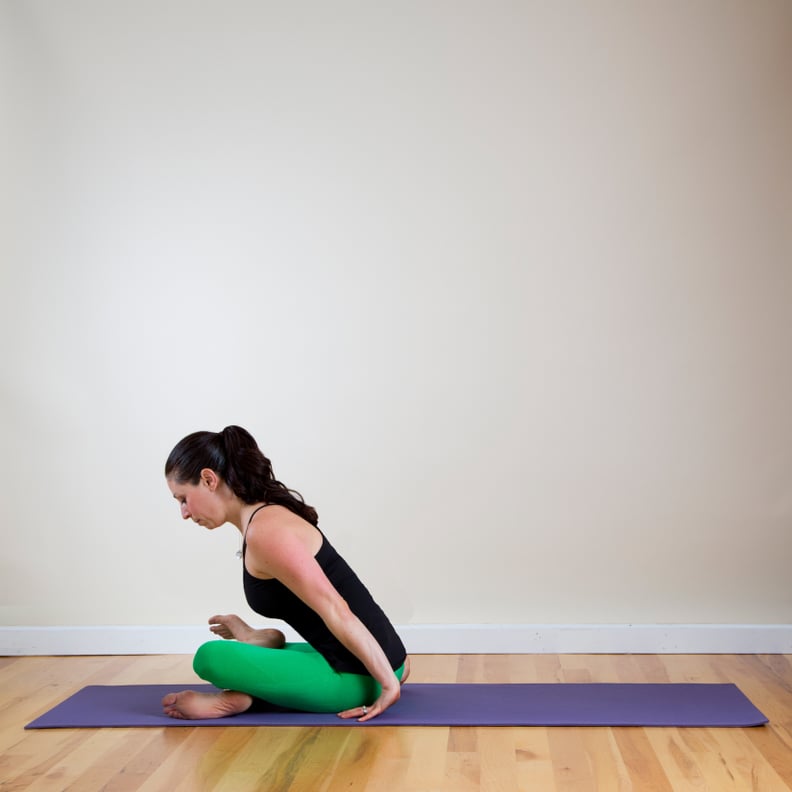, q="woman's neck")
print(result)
[236,501,268,534]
